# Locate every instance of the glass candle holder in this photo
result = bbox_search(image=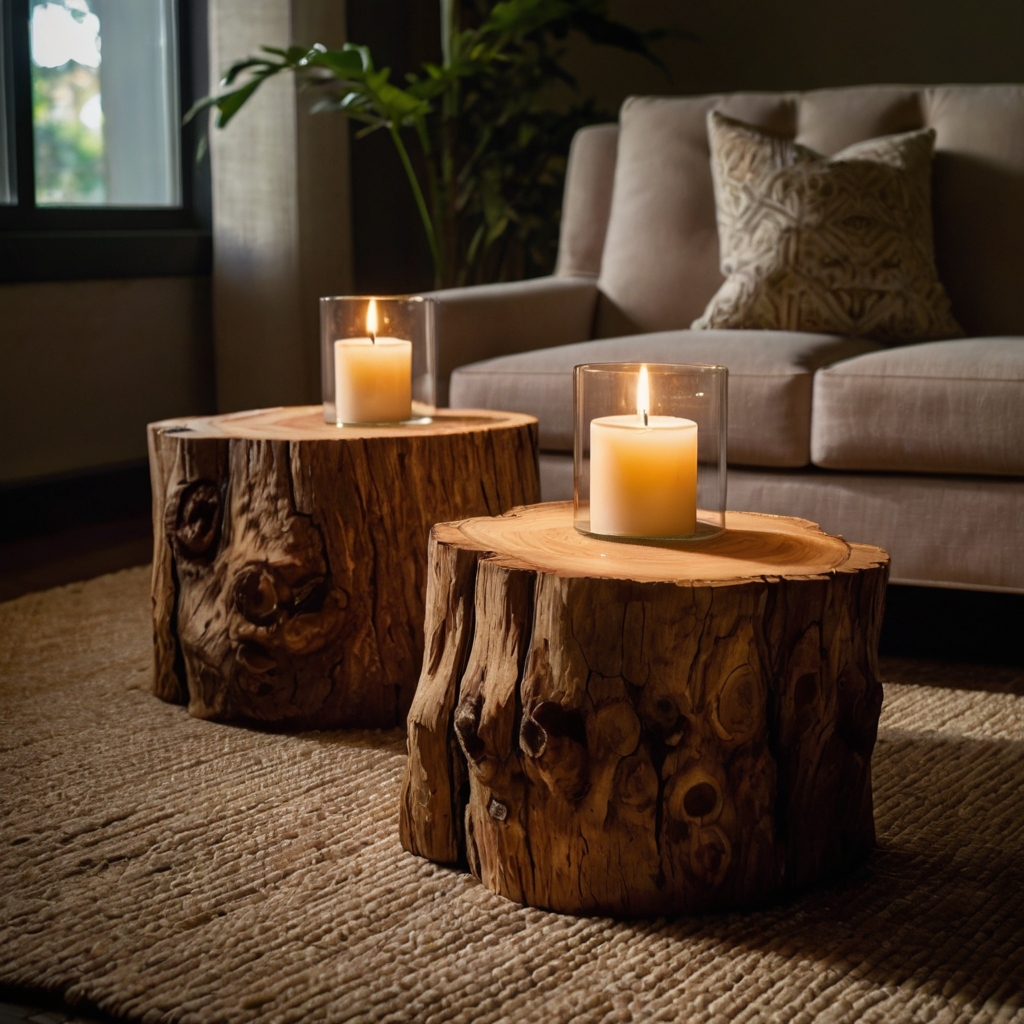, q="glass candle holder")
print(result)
[320,295,436,425]
[574,362,727,541]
